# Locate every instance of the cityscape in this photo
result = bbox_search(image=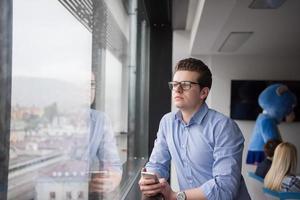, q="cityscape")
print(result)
[9,103,91,200]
